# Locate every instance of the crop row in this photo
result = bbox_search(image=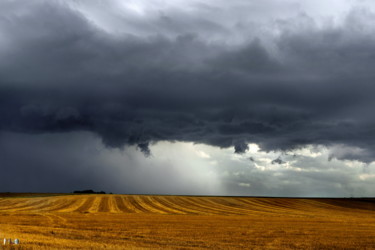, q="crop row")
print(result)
[0,195,373,216]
